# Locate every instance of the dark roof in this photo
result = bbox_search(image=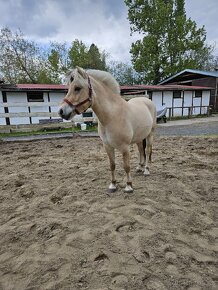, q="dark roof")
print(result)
[159,69,218,85]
